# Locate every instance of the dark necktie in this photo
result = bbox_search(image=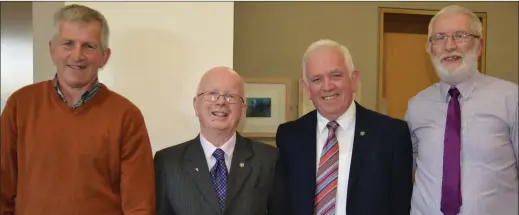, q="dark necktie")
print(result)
[441,87,462,215]
[314,121,339,215]
[210,148,228,212]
